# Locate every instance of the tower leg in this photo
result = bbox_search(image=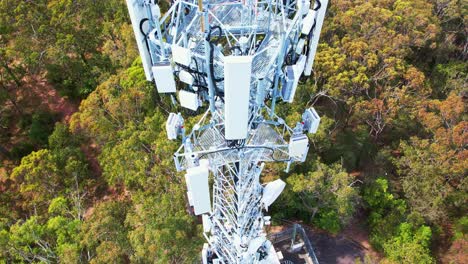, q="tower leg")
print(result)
[204,156,277,263]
